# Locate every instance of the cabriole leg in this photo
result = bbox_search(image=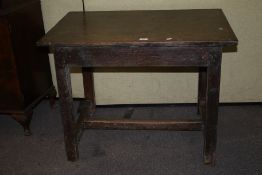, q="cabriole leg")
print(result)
[12,110,33,136]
